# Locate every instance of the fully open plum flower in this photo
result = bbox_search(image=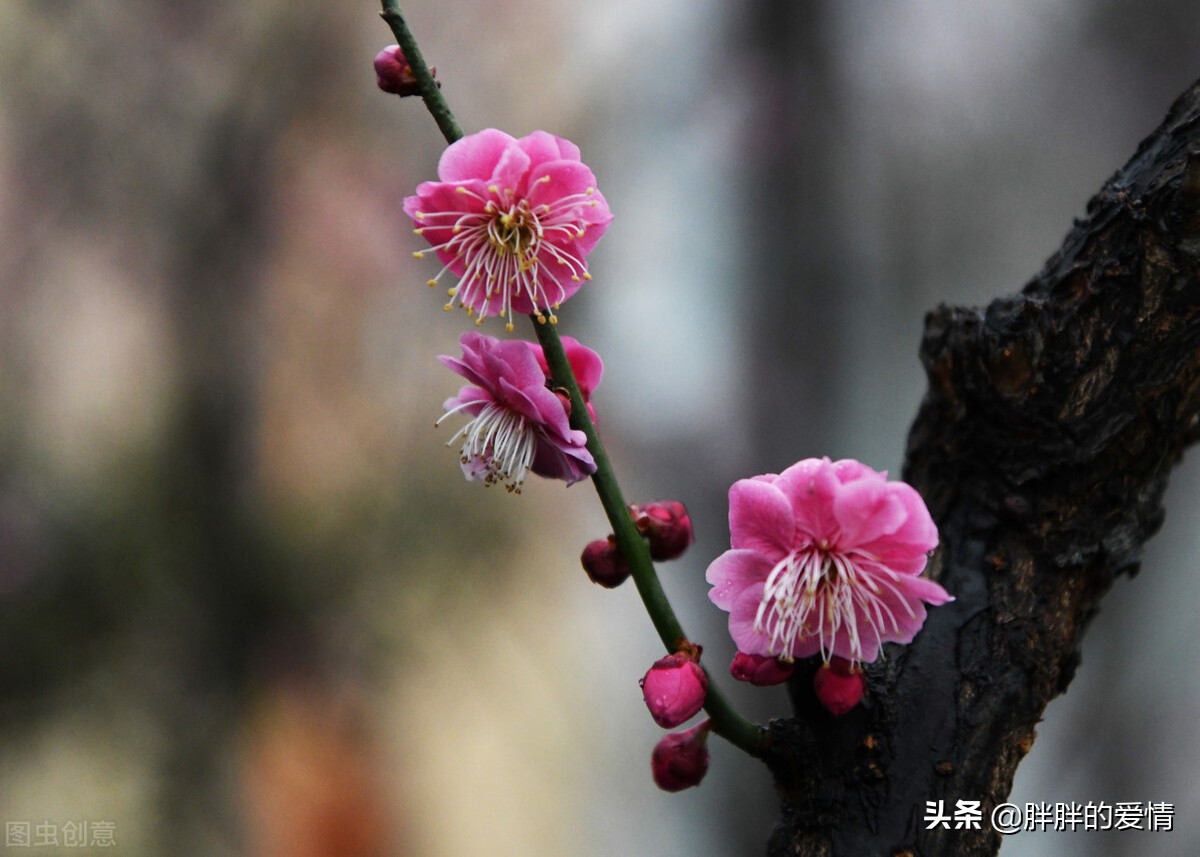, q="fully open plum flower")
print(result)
[707,458,952,665]
[436,331,600,491]
[405,129,613,330]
